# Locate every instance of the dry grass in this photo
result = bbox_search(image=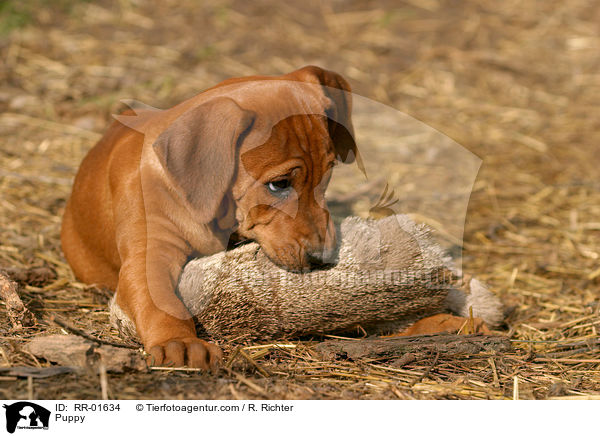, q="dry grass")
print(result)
[1,0,599,399]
